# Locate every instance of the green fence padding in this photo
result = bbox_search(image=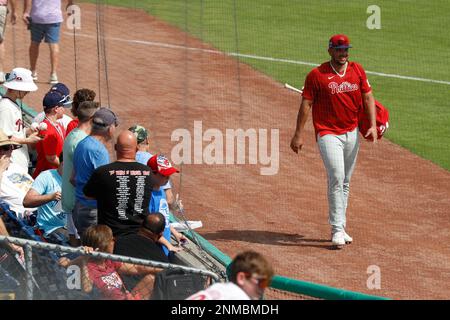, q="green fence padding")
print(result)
[270,275,390,300]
